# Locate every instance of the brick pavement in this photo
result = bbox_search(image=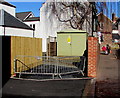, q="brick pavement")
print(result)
[2,78,90,98]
